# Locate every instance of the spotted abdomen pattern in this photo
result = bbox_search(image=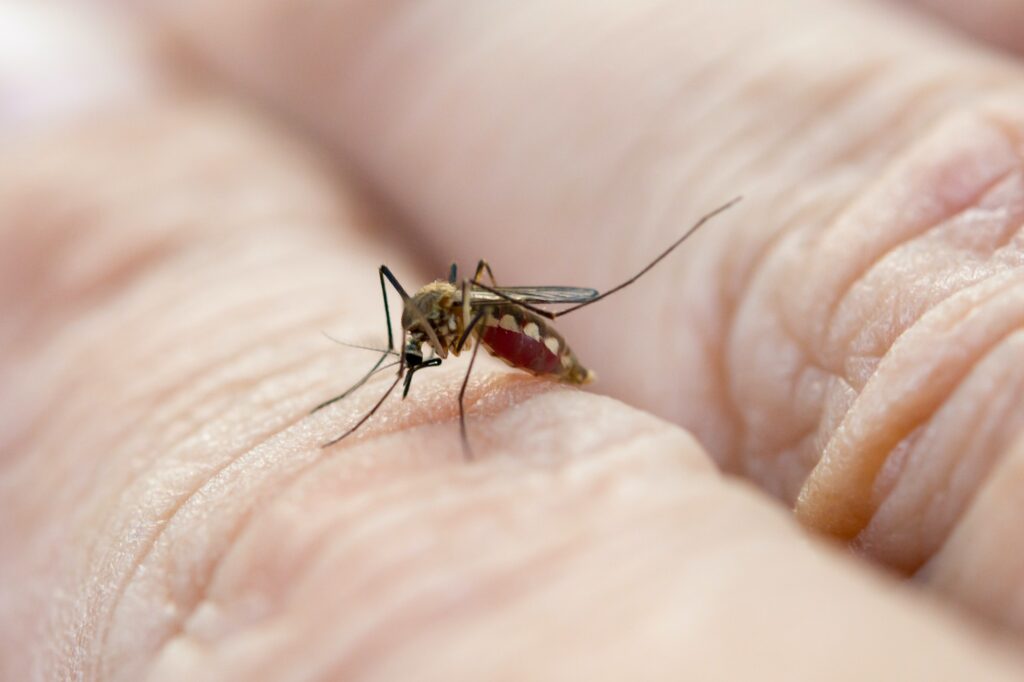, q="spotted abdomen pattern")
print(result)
[476,304,593,384]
